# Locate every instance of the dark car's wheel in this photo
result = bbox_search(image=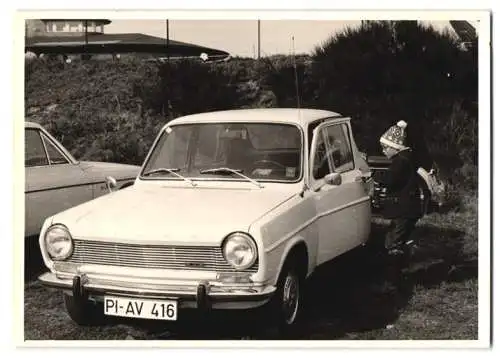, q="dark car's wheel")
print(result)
[63,294,104,326]
[268,255,306,338]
